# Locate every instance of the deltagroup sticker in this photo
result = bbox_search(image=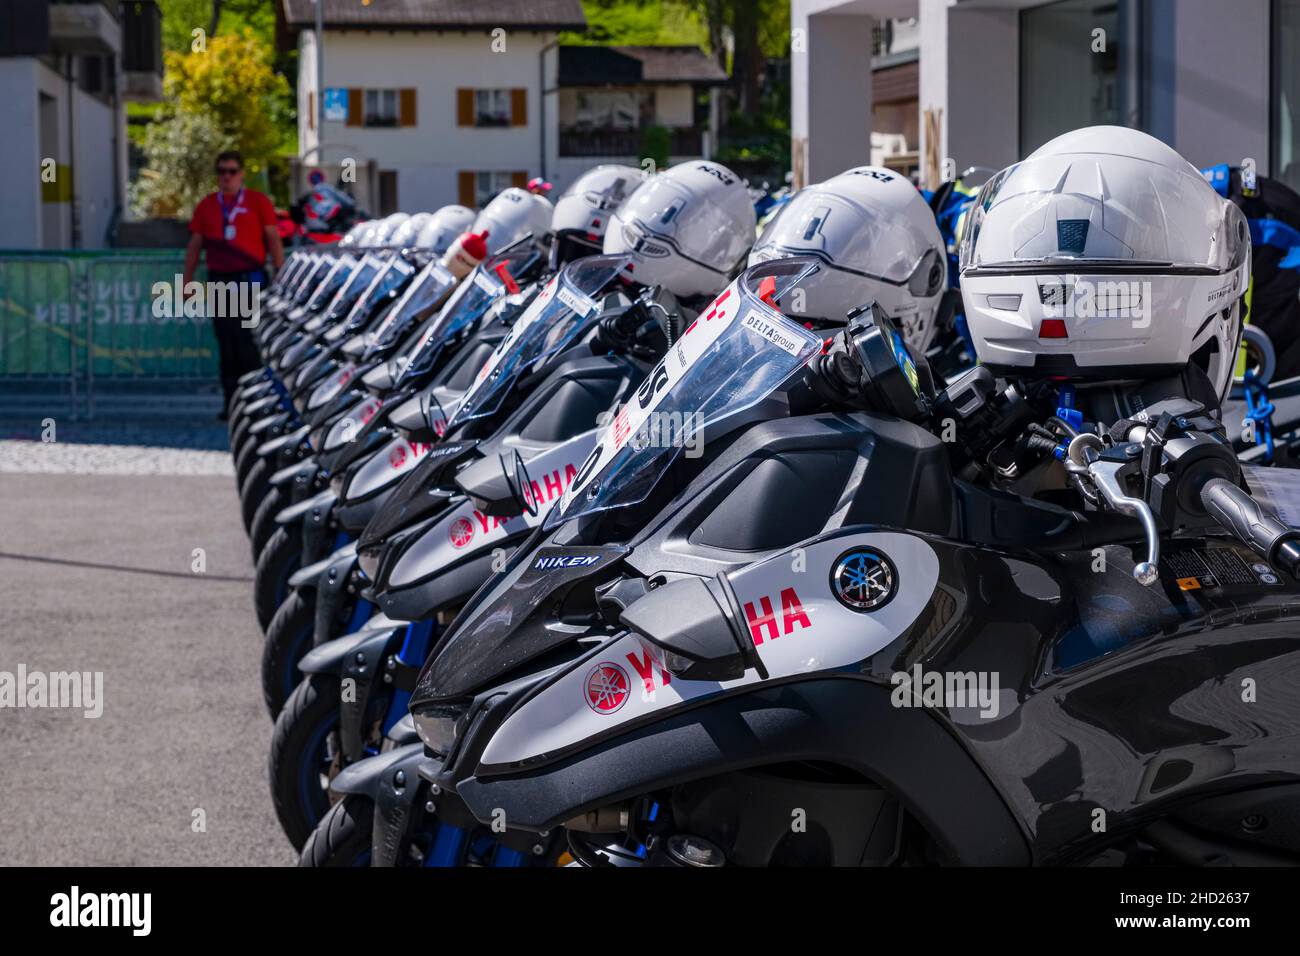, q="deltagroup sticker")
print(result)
[741,309,804,354]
